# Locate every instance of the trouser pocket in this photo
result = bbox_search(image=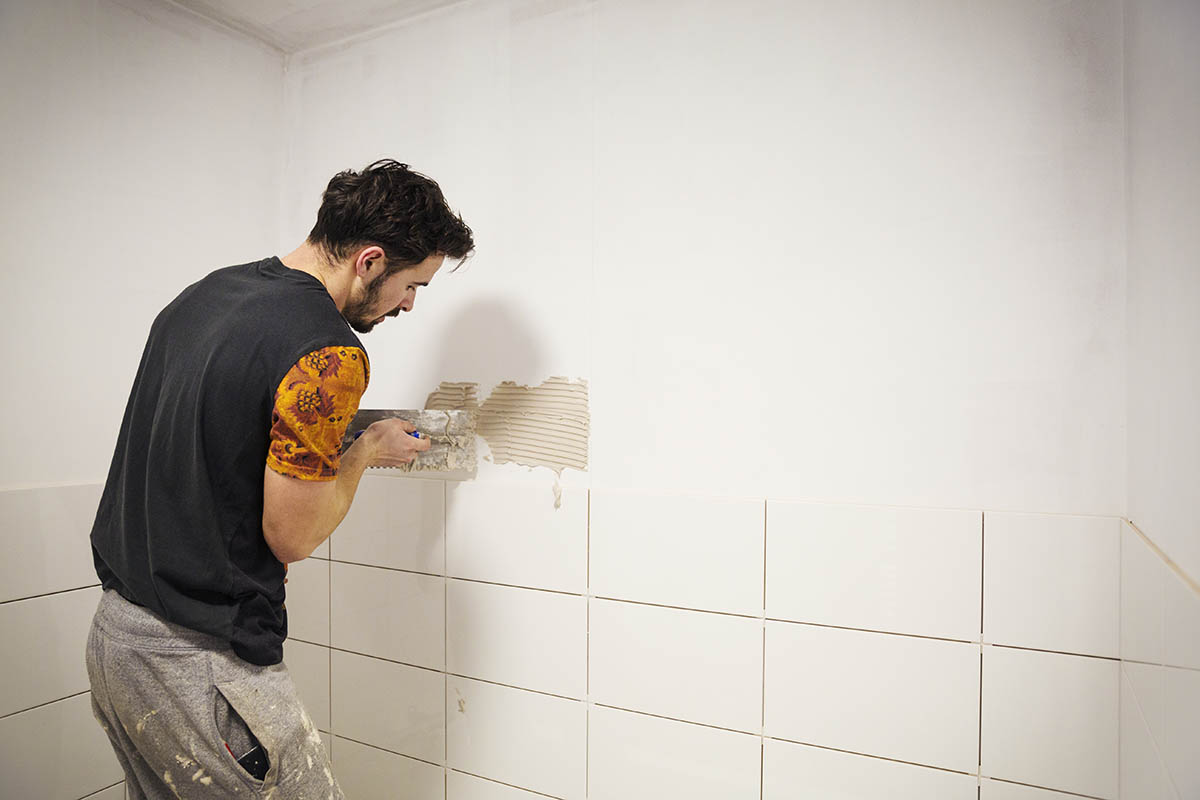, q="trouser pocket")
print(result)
[214,679,276,790]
